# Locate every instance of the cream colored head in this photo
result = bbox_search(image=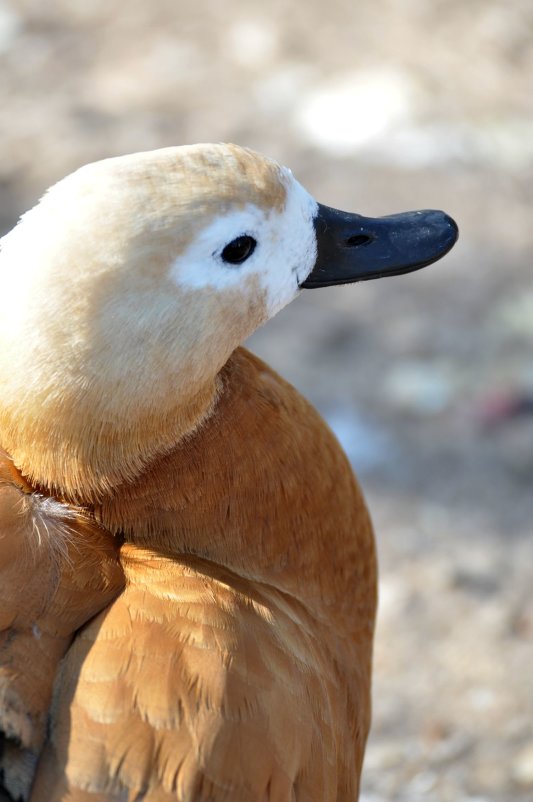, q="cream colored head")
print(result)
[0,144,318,499]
